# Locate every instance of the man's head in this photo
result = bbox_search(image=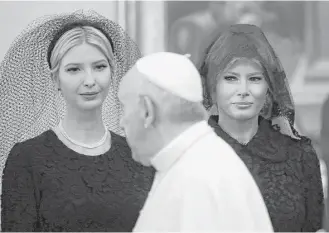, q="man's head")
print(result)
[118,52,208,166]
